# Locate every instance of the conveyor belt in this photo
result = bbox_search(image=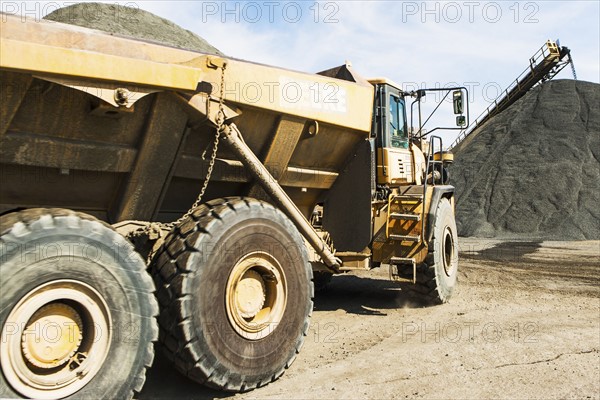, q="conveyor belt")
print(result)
[450,40,575,149]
